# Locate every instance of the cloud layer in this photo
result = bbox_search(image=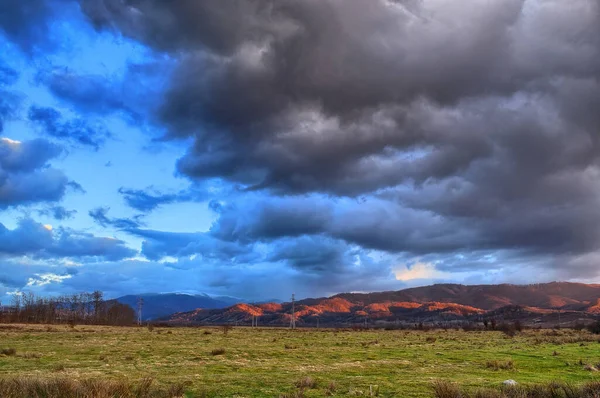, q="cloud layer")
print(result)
[1,0,600,300]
